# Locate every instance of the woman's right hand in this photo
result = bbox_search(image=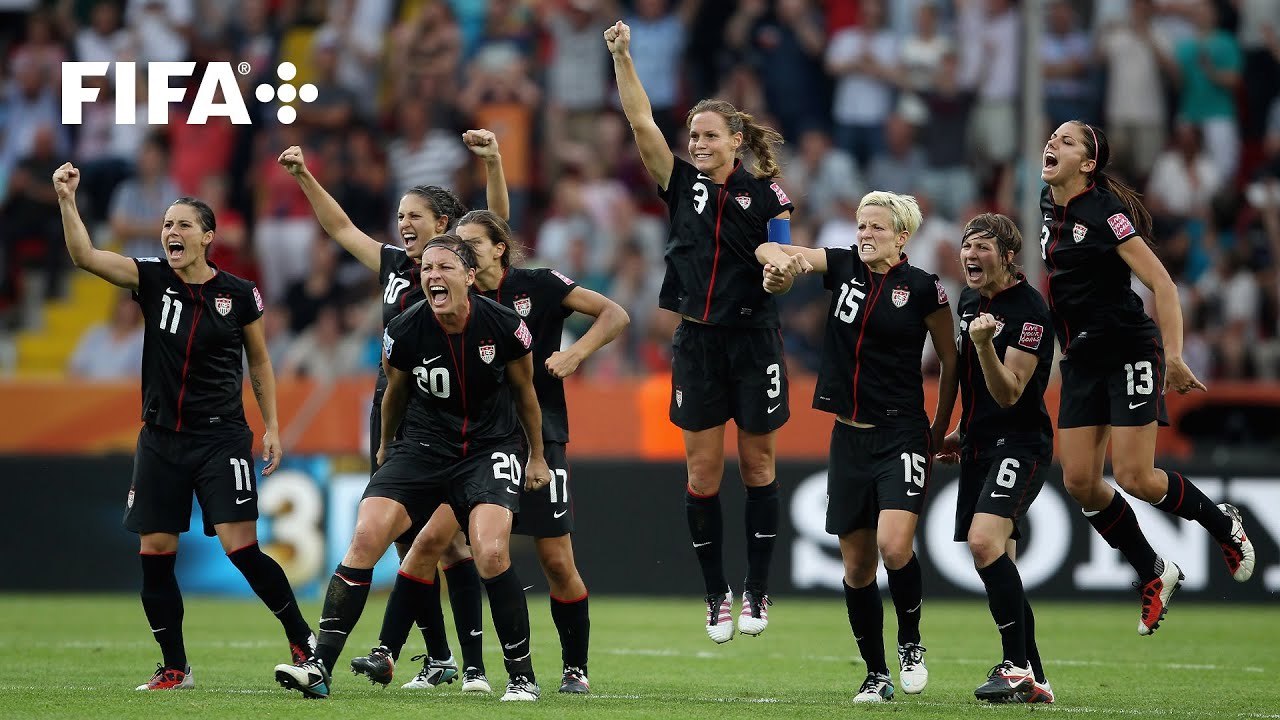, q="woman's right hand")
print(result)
[935,430,961,465]
[277,145,308,177]
[52,162,80,199]
[604,20,631,57]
